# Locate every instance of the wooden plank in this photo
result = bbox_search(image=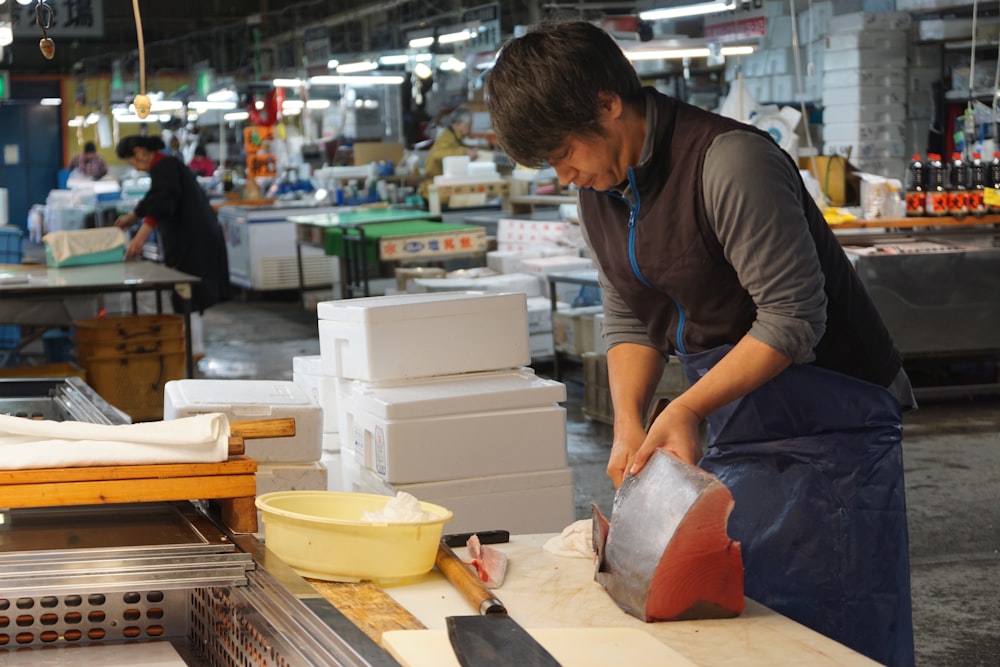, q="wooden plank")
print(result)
[307,580,426,647]
[0,456,257,485]
[0,474,257,508]
[230,417,296,440]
